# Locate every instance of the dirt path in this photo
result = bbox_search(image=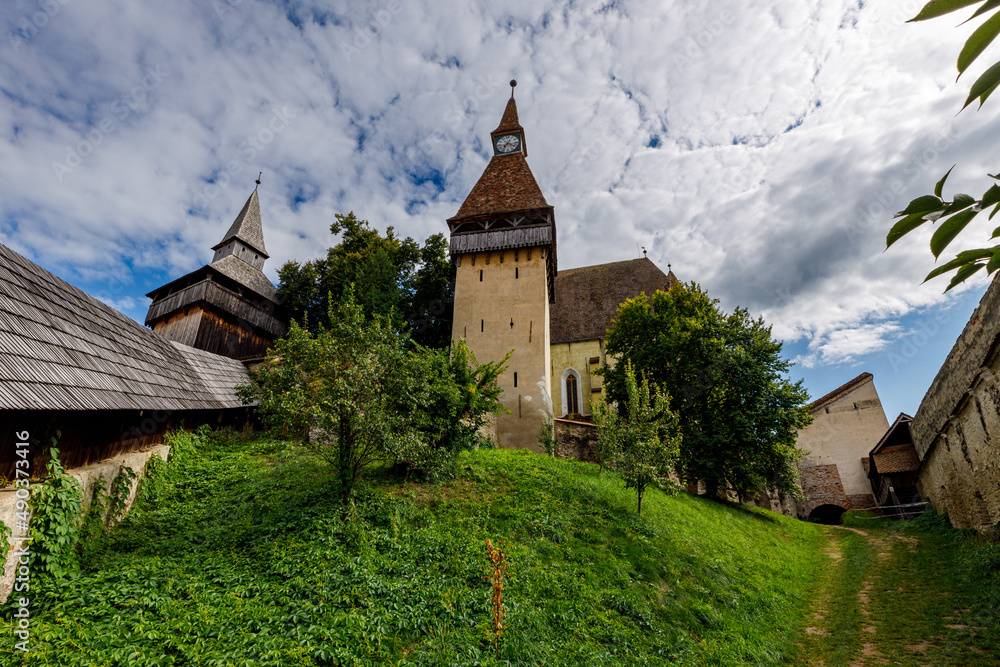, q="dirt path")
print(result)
[796,525,996,666]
